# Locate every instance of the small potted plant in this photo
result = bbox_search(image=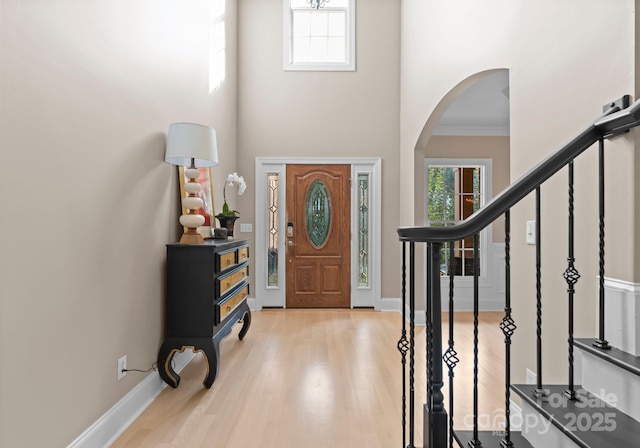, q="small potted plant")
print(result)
[215,172,246,237]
